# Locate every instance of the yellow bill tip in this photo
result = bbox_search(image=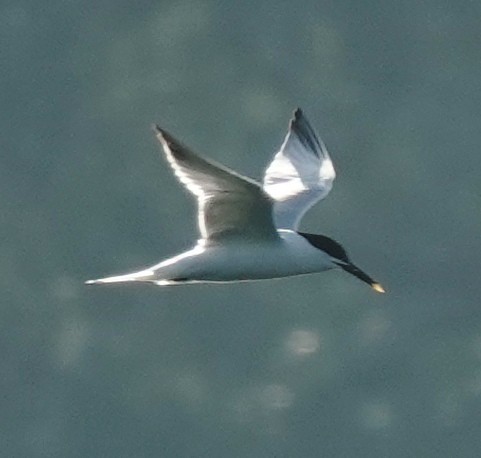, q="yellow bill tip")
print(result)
[372,283,385,293]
